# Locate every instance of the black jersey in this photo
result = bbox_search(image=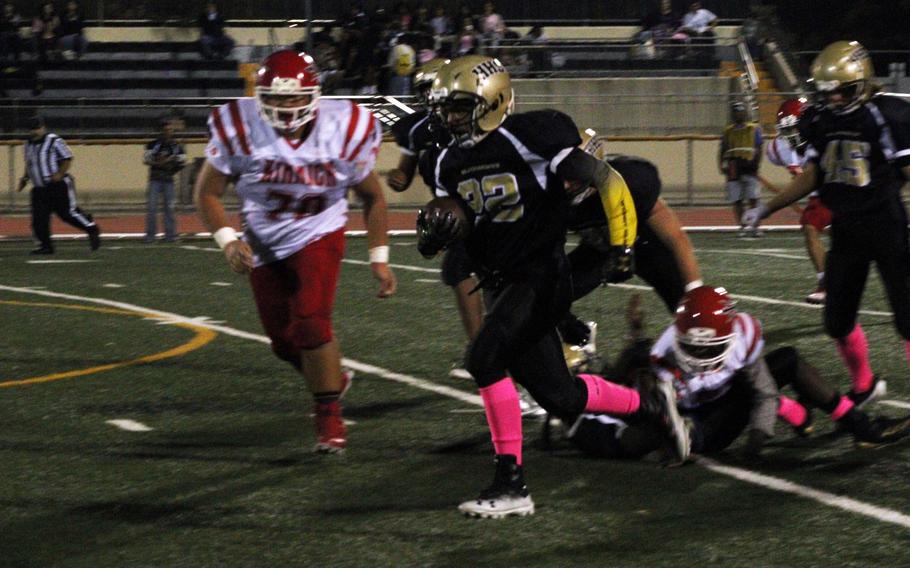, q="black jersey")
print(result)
[800,94,910,218]
[568,155,661,232]
[391,109,436,156]
[431,110,582,275]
